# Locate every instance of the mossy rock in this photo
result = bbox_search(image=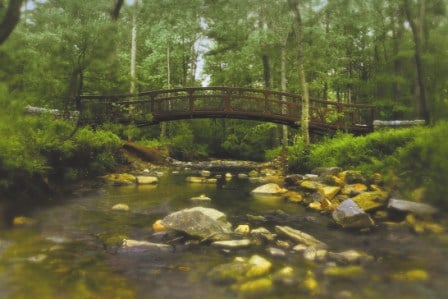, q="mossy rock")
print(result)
[352,191,388,211]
